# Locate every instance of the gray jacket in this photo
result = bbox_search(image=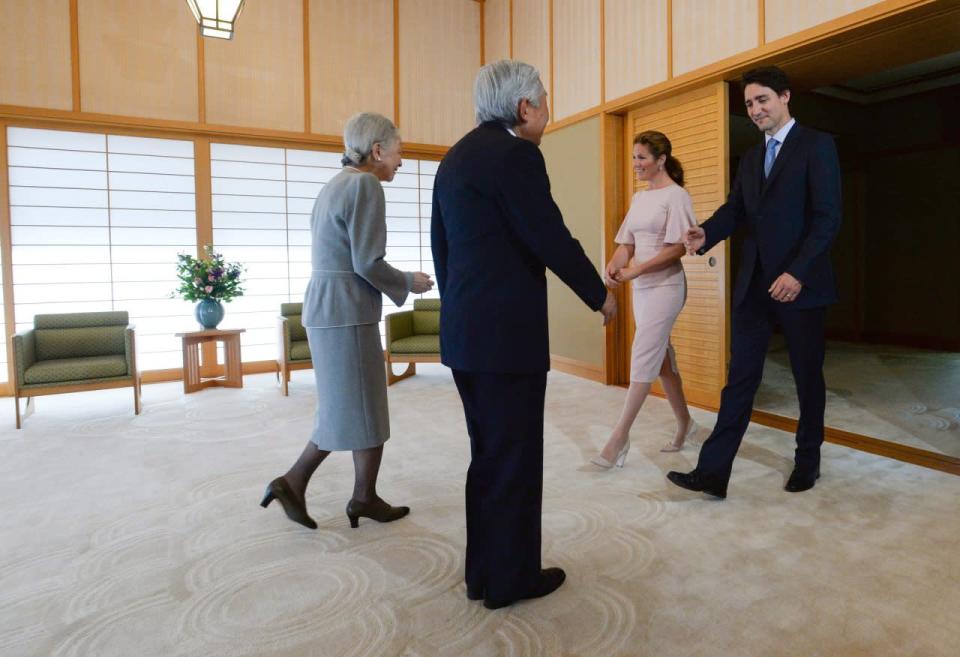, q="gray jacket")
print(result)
[302,168,413,328]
